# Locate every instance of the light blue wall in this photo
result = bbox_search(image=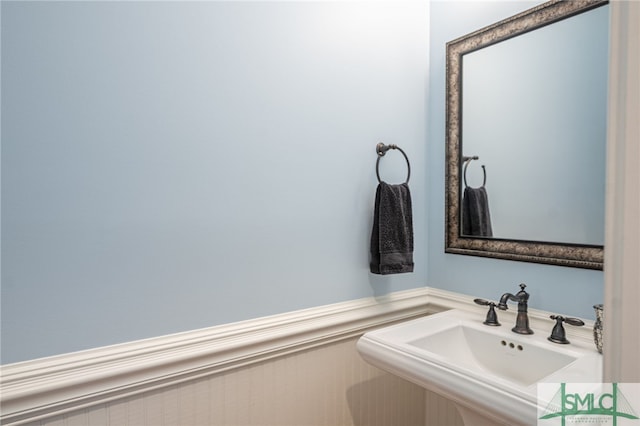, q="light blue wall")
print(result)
[1,1,429,364]
[2,0,607,365]
[427,1,604,321]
